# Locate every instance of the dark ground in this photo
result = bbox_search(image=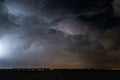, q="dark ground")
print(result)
[0,69,120,80]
